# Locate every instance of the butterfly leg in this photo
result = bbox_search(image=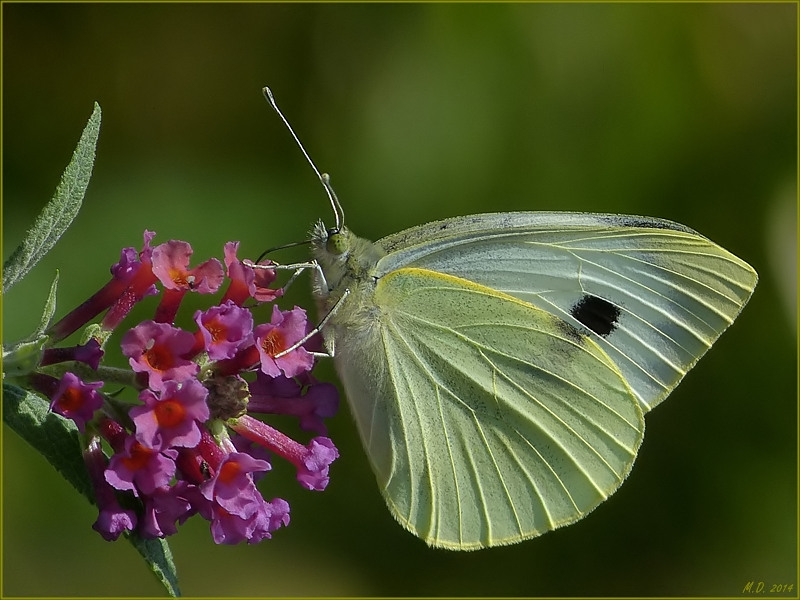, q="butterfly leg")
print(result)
[274,288,351,359]
[246,259,324,294]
